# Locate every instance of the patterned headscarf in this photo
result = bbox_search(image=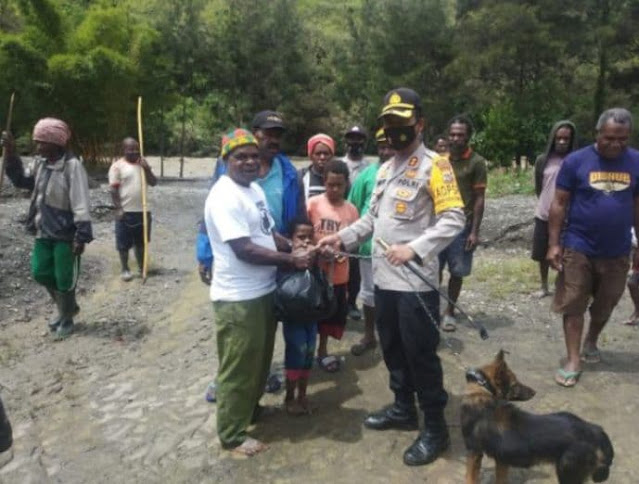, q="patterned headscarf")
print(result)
[32,118,71,147]
[221,128,258,159]
[307,133,335,156]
